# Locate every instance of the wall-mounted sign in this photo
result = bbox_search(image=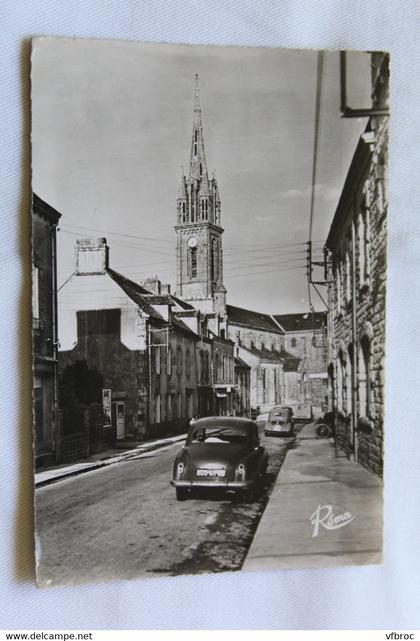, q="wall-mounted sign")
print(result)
[102,388,112,426]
